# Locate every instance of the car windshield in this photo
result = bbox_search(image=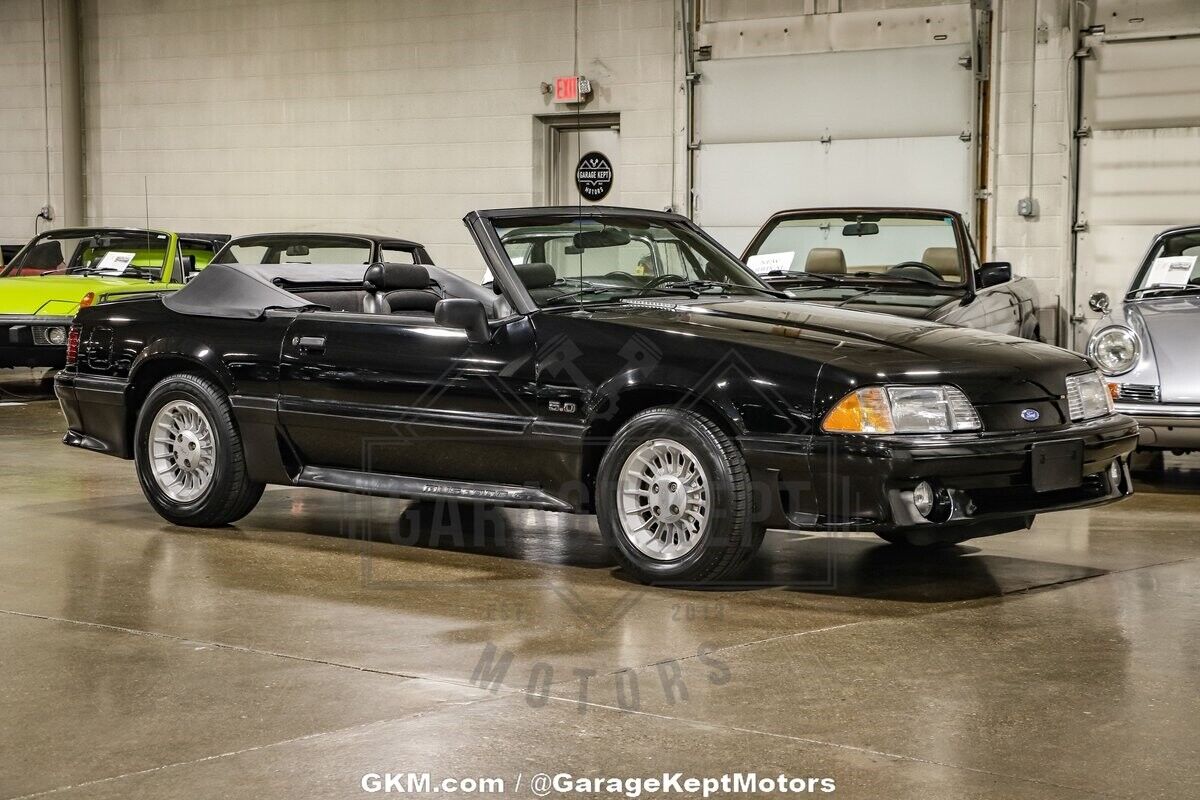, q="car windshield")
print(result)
[490,215,773,307]
[212,235,373,265]
[745,212,965,284]
[0,230,170,279]
[1127,229,1200,297]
